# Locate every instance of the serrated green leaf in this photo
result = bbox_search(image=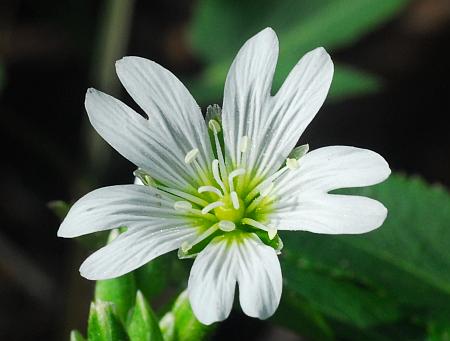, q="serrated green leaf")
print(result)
[95,230,137,322]
[280,174,450,334]
[70,330,86,341]
[88,301,129,341]
[427,319,450,341]
[127,291,163,341]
